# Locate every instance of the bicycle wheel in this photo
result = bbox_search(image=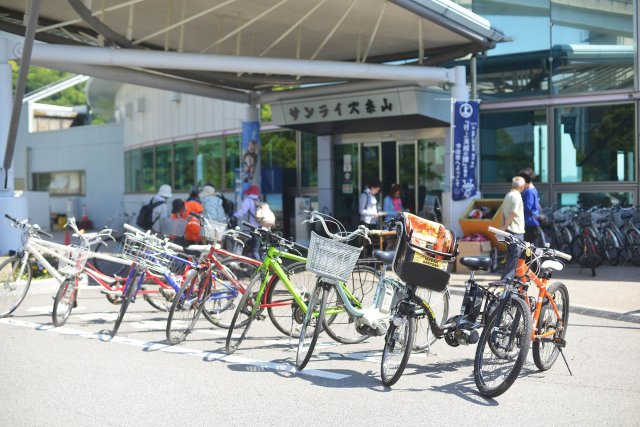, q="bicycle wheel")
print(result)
[413,287,449,351]
[570,235,603,270]
[295,282,328,371]
[225,272,265,355]
[381,313,415,386]
[0,254,32,318]
[601,228,621,266]
[93,236,127,277]
[204,258,258,329]
[266,262,315,338]
[559,227,573,260]
[52,278,78,327]
[142,276,174,312]
[489,247,499,272]
[322,264,379,344]
[625,229,640,266]
[111,270,141,337]
[532,282,569,371]
[474,295,531,398]
[166,269,210,345]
